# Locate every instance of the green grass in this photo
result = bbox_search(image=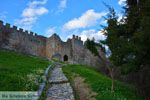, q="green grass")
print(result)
[0,50,50,91]
[62,64,143,100]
